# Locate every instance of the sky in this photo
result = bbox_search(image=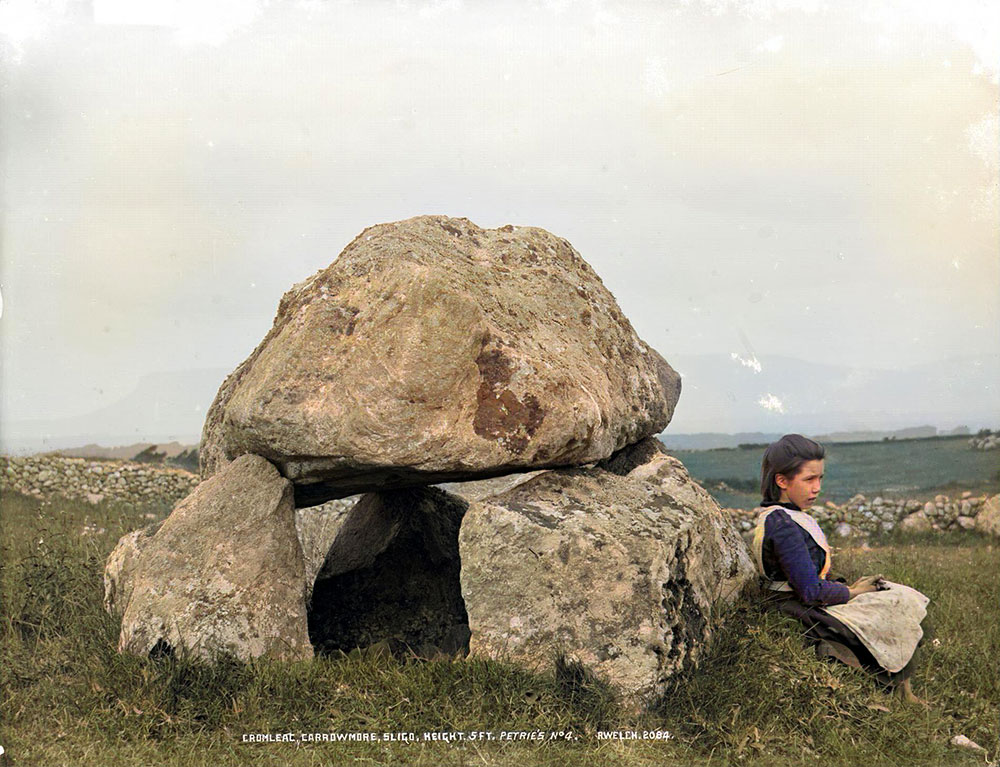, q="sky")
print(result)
[1,0,998,448]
